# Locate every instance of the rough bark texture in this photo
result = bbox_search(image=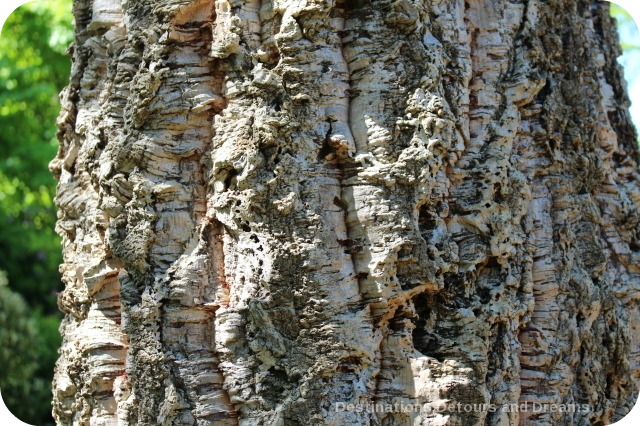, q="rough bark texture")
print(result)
[50,0,640,425]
